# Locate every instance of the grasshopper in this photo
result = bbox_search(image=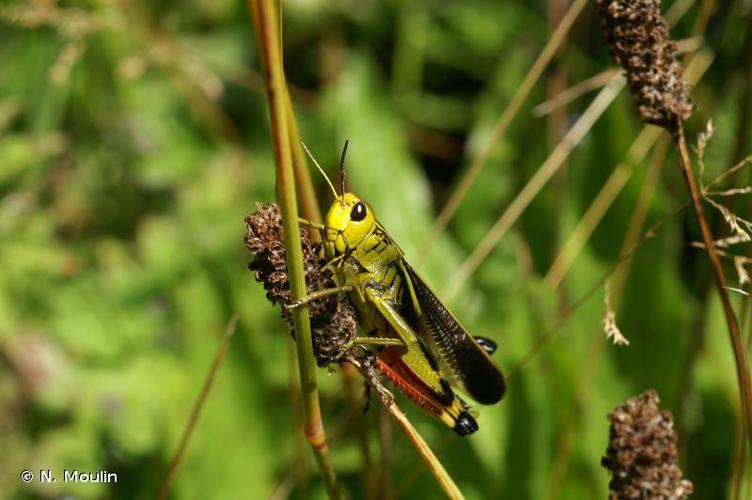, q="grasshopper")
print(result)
[291,142,506,435]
